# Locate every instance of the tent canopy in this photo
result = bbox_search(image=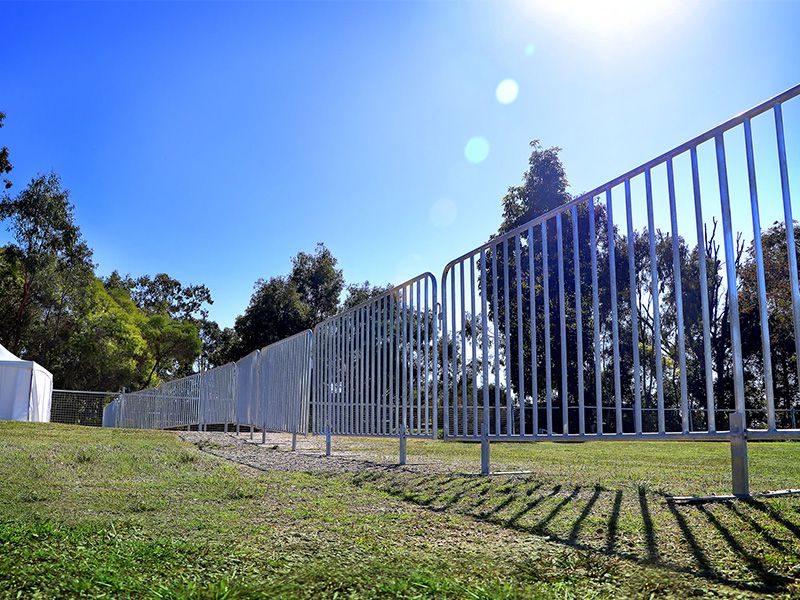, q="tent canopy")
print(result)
[0,343,53,422]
